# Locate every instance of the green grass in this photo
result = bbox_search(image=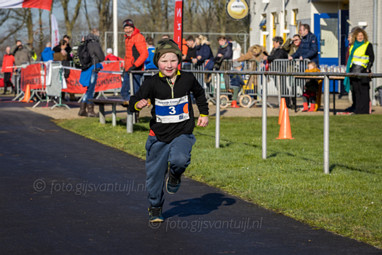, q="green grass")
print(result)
[56,115,382,248]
